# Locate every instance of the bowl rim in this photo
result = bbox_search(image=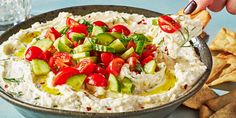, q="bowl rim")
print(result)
[0,5,212,117]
